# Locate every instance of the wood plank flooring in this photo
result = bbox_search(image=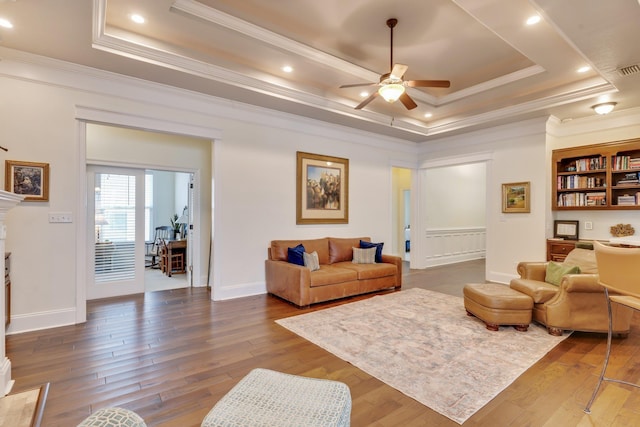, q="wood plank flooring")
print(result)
[6,259,640,426]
